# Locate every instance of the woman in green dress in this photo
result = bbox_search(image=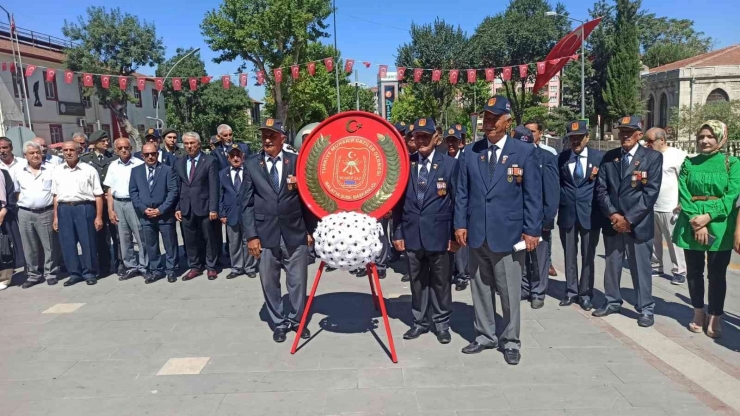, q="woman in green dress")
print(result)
[673,120,739,339]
